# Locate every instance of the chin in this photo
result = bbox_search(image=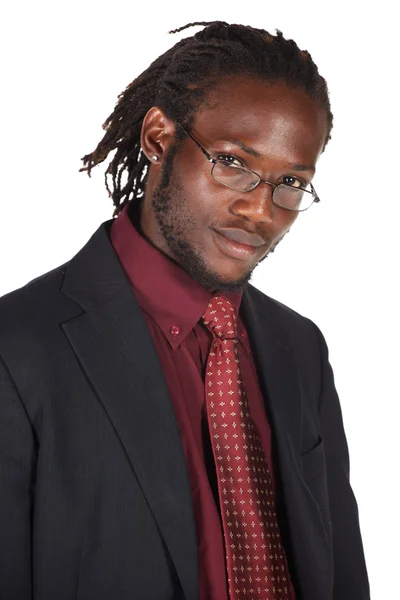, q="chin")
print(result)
[207,270,254,294]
